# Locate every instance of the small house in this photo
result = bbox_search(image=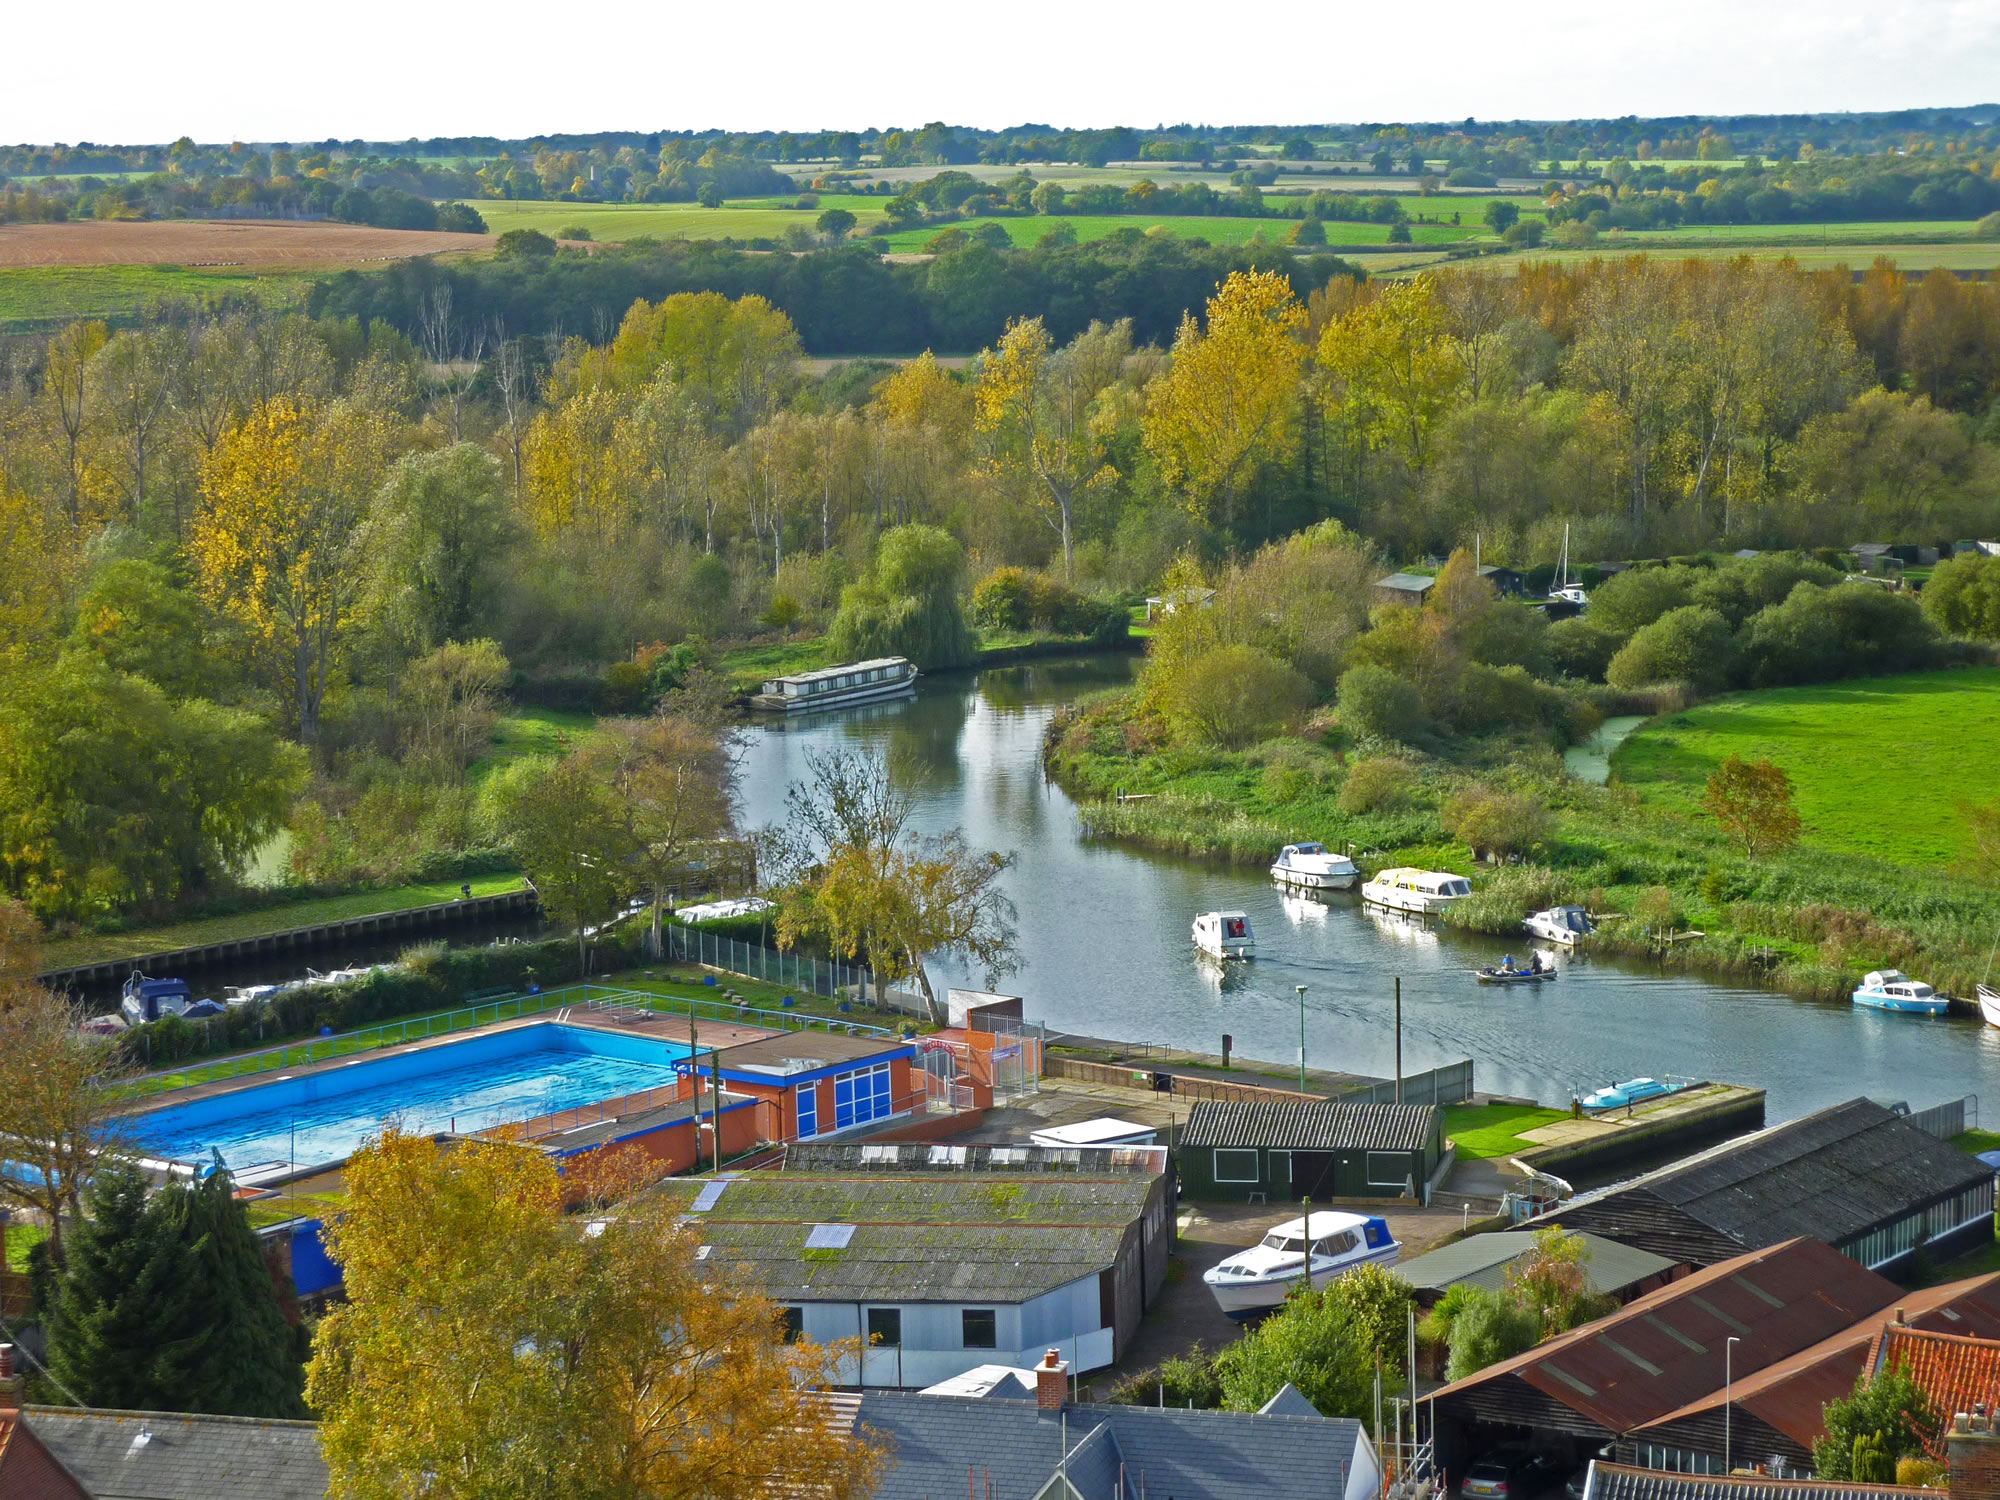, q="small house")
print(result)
[1373,572,1436,608]
[1476,564,1528,597]
[1177,1097,1444,1203]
